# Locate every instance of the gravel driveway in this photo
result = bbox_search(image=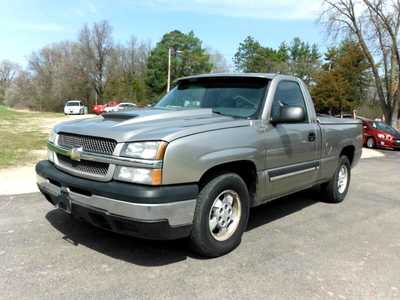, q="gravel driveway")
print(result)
[0,150,399,299]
